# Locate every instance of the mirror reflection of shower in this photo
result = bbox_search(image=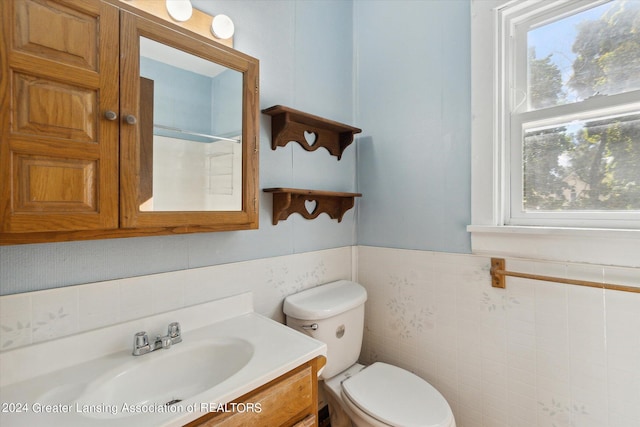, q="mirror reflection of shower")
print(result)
[138,37,243,212]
